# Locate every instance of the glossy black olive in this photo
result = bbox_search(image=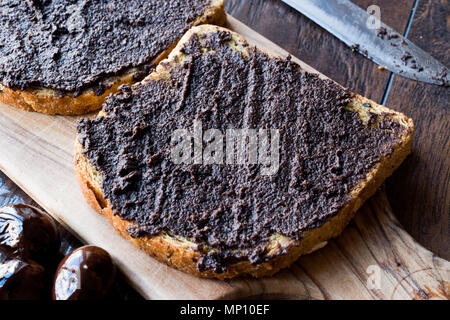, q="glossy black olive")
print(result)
[53,245,116,300]
[0,248,46,300]
[0,204,59,266]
